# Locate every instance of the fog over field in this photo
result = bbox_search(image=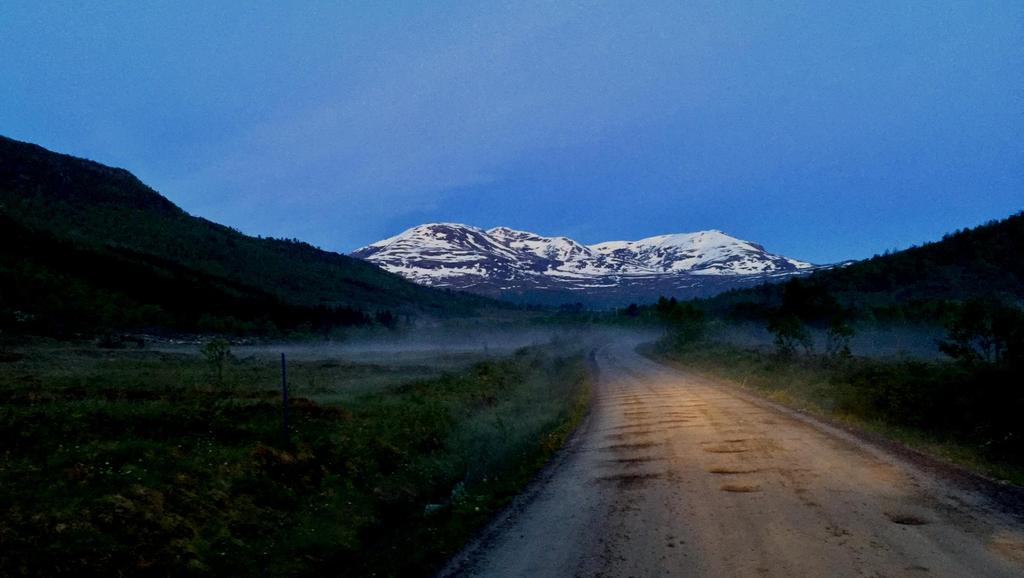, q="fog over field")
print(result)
[227,325,658,360]
[711,322,948,360]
